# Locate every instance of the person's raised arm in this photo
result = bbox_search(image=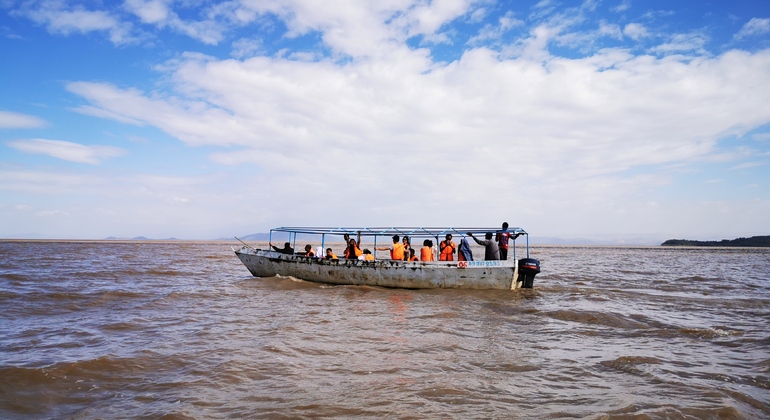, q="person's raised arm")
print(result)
[467,233,484,246]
